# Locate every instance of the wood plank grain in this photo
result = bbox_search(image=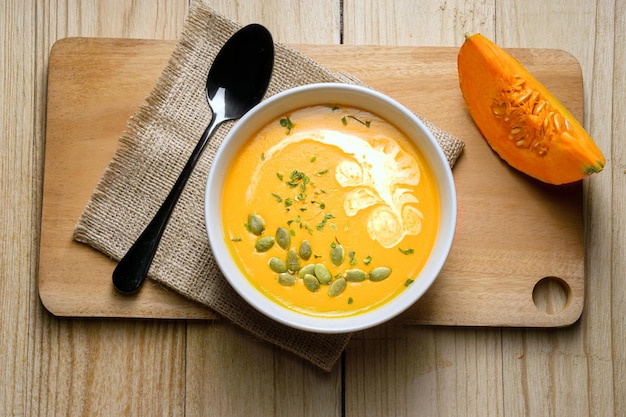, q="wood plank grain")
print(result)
[27,317,187,416]
[495,1,617,416]
[207,0,341,44]
[610,1,626,413]
[18,2,192,417]
[1,0,37,415]
[342,0,495,46]
[345,324,504,417]
[186,321,343,416]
